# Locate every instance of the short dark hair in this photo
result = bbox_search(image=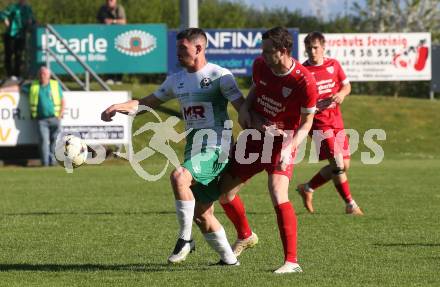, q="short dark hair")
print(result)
[304,31,325,47]
[262,27,293,53]
[176,28,207,43]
